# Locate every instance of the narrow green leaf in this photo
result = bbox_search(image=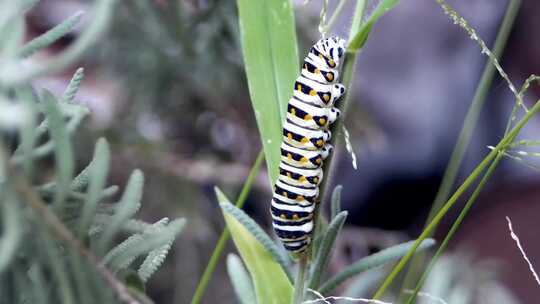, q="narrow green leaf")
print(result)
[42,90,74,207]
[330,185,343,220]
[217,189,292,279]
[220,201,293,304]
[308,211,348,289]
[227,254,256,304]
[18,11,84,58]
[319,238,436,294]
[63,67,85,103]
[98,169,144,253]
[236,0,299,183]
[348,0,400,51]
[78,138,110,238]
